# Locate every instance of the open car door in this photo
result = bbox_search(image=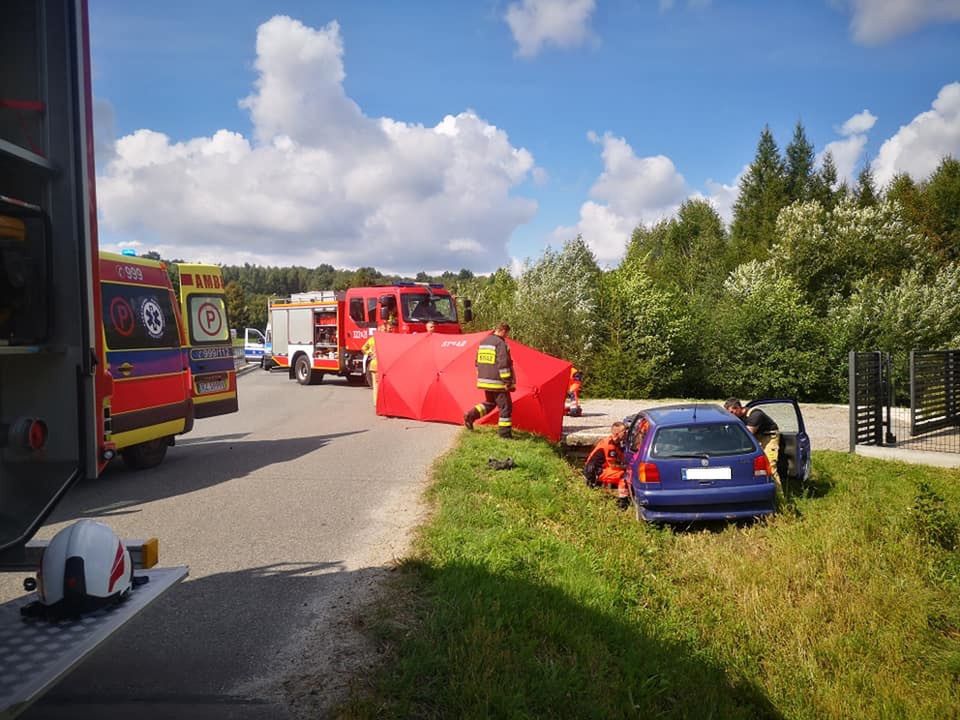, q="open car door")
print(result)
[746,398,811,484]
[244,328,266,363]
[177,265,238,419]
